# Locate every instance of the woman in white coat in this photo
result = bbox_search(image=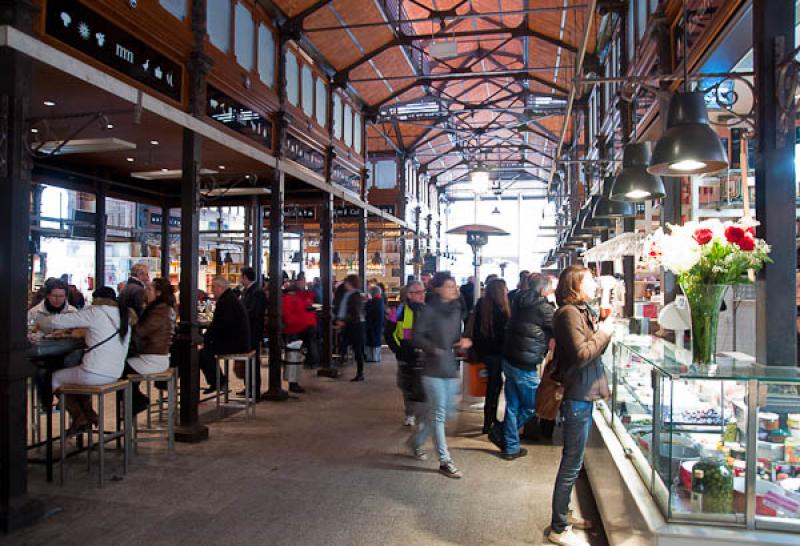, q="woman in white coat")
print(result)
[27,278,76,323]
[36,286,137,433]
